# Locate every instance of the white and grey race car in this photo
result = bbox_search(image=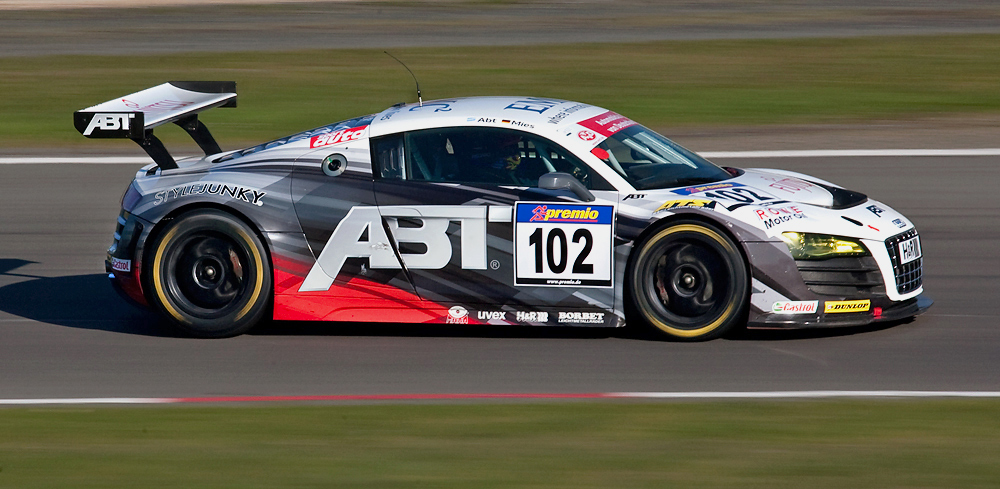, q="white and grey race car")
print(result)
[77,82,930,339]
